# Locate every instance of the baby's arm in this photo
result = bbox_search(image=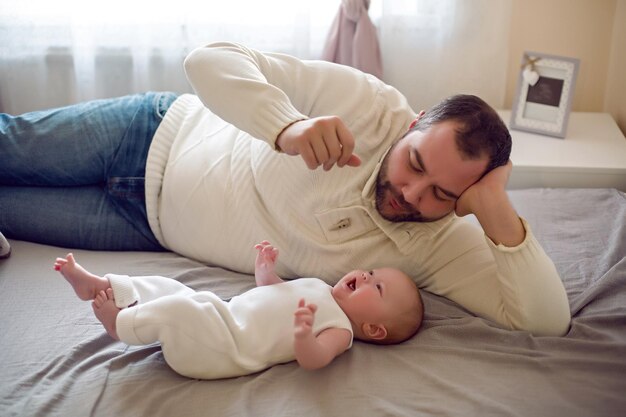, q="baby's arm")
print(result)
[293,299,352,370]
[254,241,284,286]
